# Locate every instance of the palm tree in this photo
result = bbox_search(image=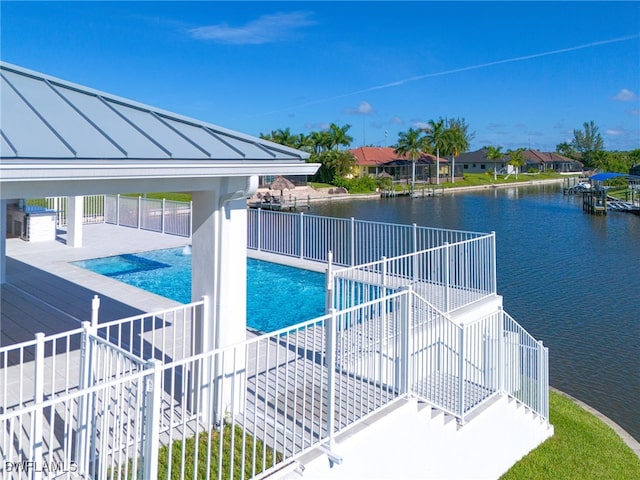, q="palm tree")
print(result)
[260,128,298,148]
[485,145,504,181]
[443,118,473,183]
[310,131,331,153]
[294,133,313,153]
[327,123,353,150]
[424,119,447,184]
[394,128,425,190]
[571,120,603,167]
[507,148,526,180]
